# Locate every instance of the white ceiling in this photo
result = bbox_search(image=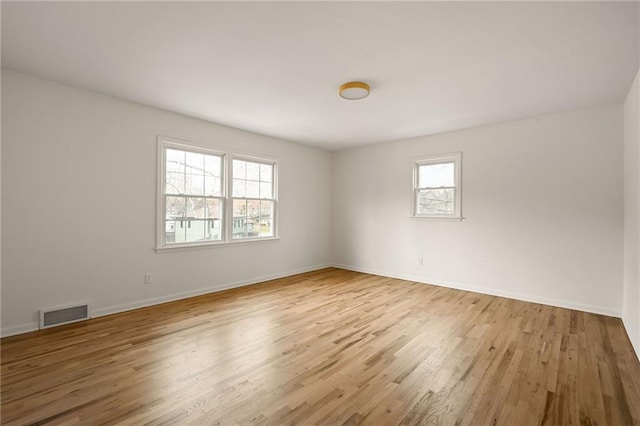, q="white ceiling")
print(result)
[2,2,638,150]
